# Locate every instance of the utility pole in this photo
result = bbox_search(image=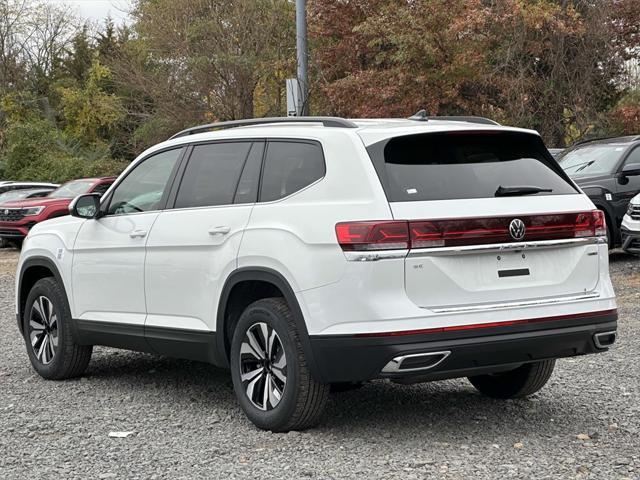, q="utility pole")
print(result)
[296,0,309,116]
